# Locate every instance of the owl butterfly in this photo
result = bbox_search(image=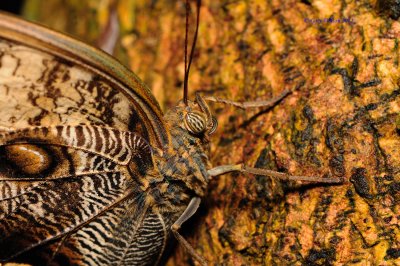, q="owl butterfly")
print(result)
[0,2,341,266]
